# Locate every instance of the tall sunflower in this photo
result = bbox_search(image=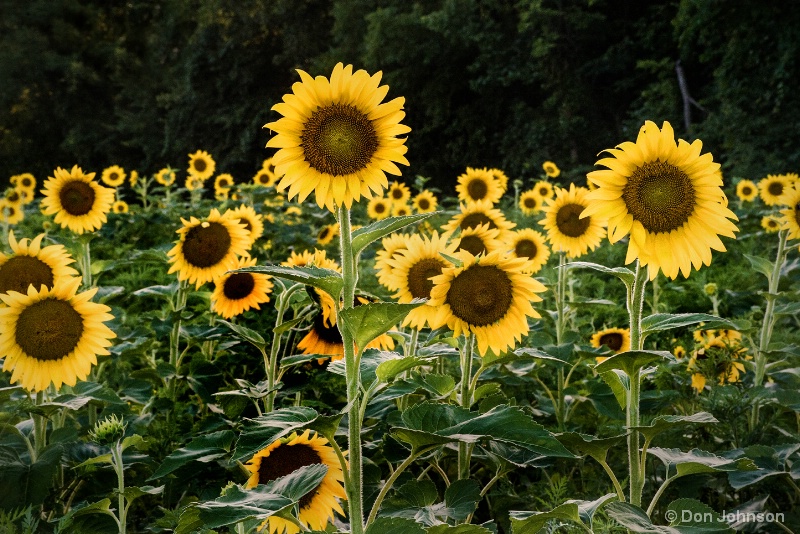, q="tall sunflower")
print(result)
[533,181,555,200]
[188,150,216,181]
[0,278,116,392]
[265,62,411,211]
[367,197,391,220]
[519,189,543,216]
[211,256,273,319]
[244,430,346,534]
[167,209,251,288]
[101,165,126,187]
[584,121,739,279]
[542,161,561,178]
[758,174,793,206]
[428,250,547,356]
[735,180,758,202]
[155,168,177,186]
[590,327,631,363]
[0,231,79,296]
[441,200,515,240]
[779,188,800,239]
[387,181,411,205]
[374,233,411,291]
[540,184,606,258]
[451,223,504,257]
[413,190,438,213]
[229,205,265,246]
[455,167,503,205]
[504,228,550,274]
[40,166,115,235]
